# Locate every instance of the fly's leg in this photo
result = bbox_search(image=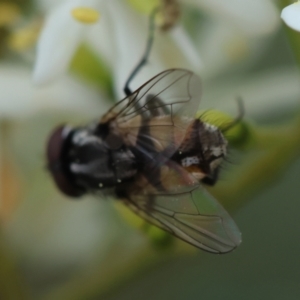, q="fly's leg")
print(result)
[220,97,244,133]
[131,95,170,120]
[123,8,159,97]
[144,94,170,117]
